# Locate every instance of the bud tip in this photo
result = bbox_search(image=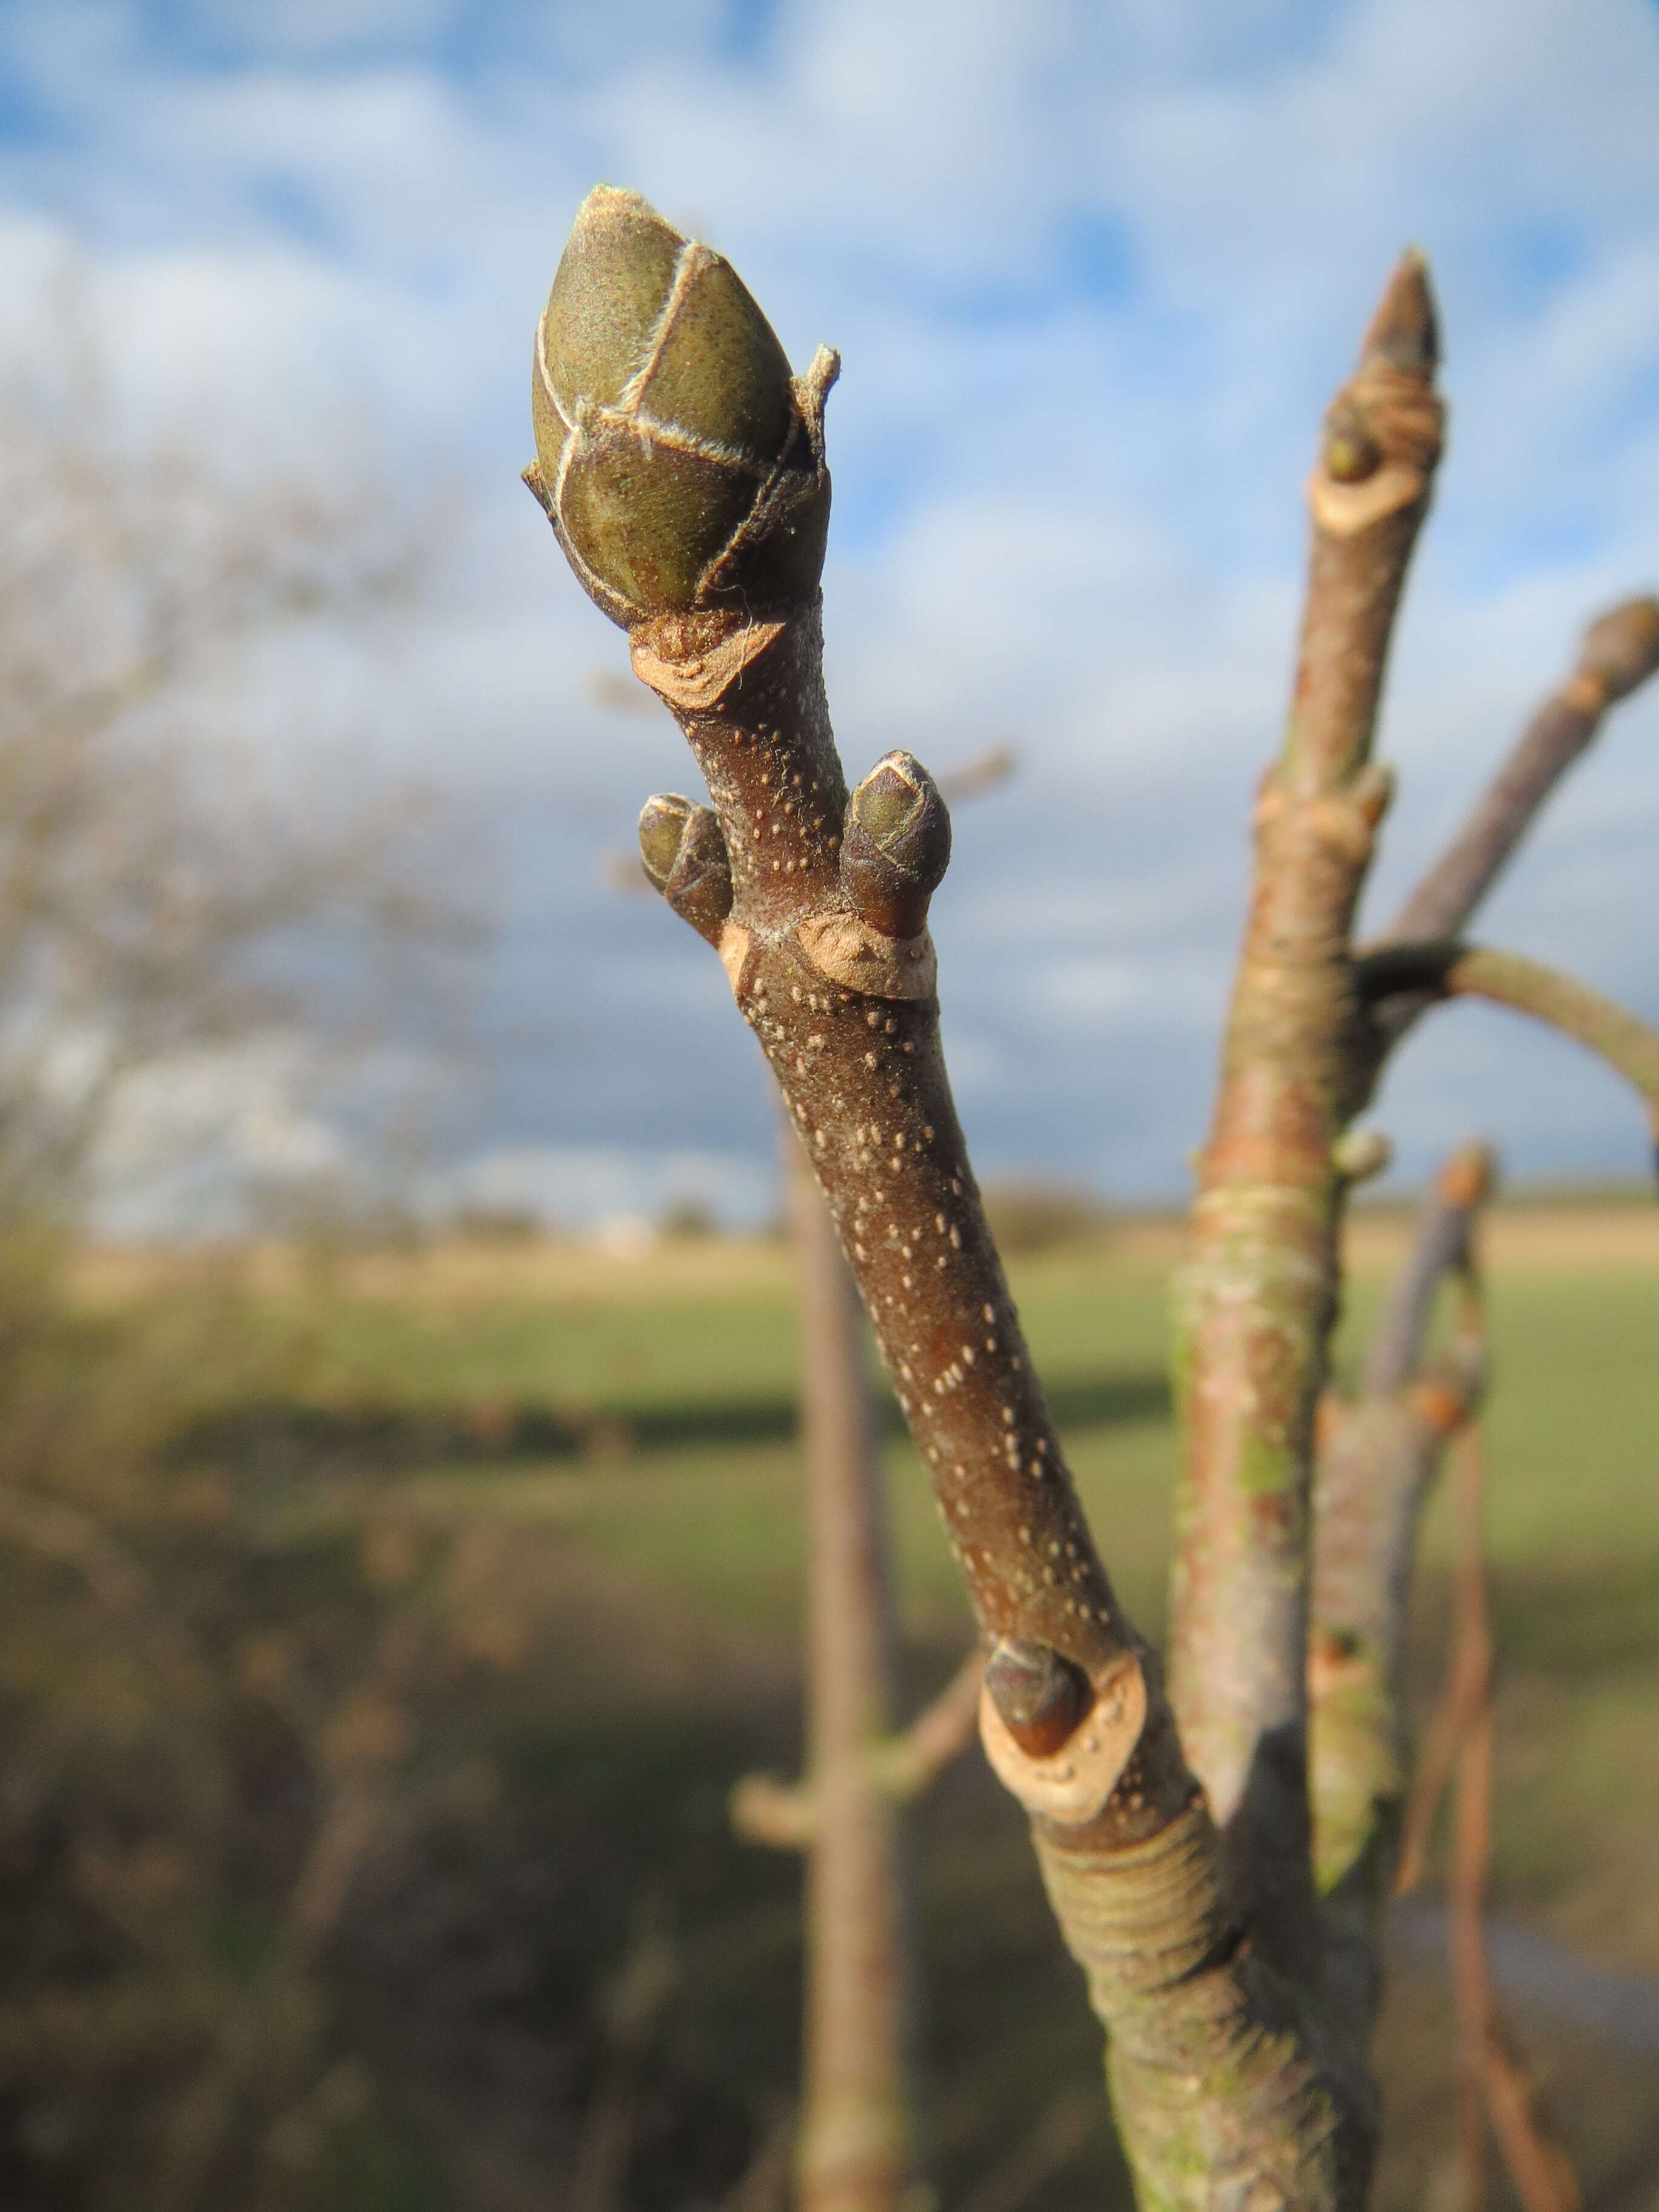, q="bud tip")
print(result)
[1361,247,1439,377]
